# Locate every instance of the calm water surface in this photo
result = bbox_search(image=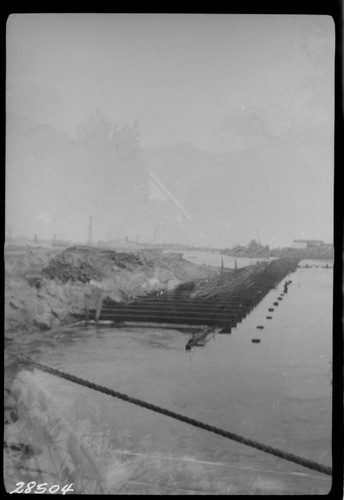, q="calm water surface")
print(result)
[5,257,333,494]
